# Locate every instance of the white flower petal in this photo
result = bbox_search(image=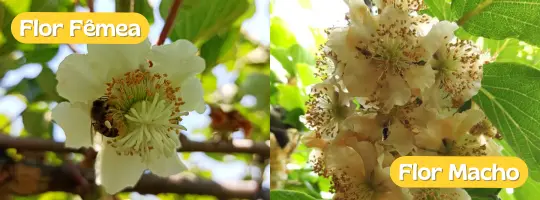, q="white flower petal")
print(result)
[150,39,198,60]
[343,63,380,97]
[455,109,485,135]
[148,152,188,177]
[326,28,350,57]
[386,122,414,156]
[405,65,436,91]
[415,127,443,151]
[347,0,377,32]
[87,39,151,79]
[149,40,205,85]
[325,142,366,185]
[383,75,411,111]
[56,54,107,102]
[96,143,146,194]
[346,140,378,176]
[52,102,93,148]
[301,131,328,149]
[179,76,206,113]
[422,21,458,56]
